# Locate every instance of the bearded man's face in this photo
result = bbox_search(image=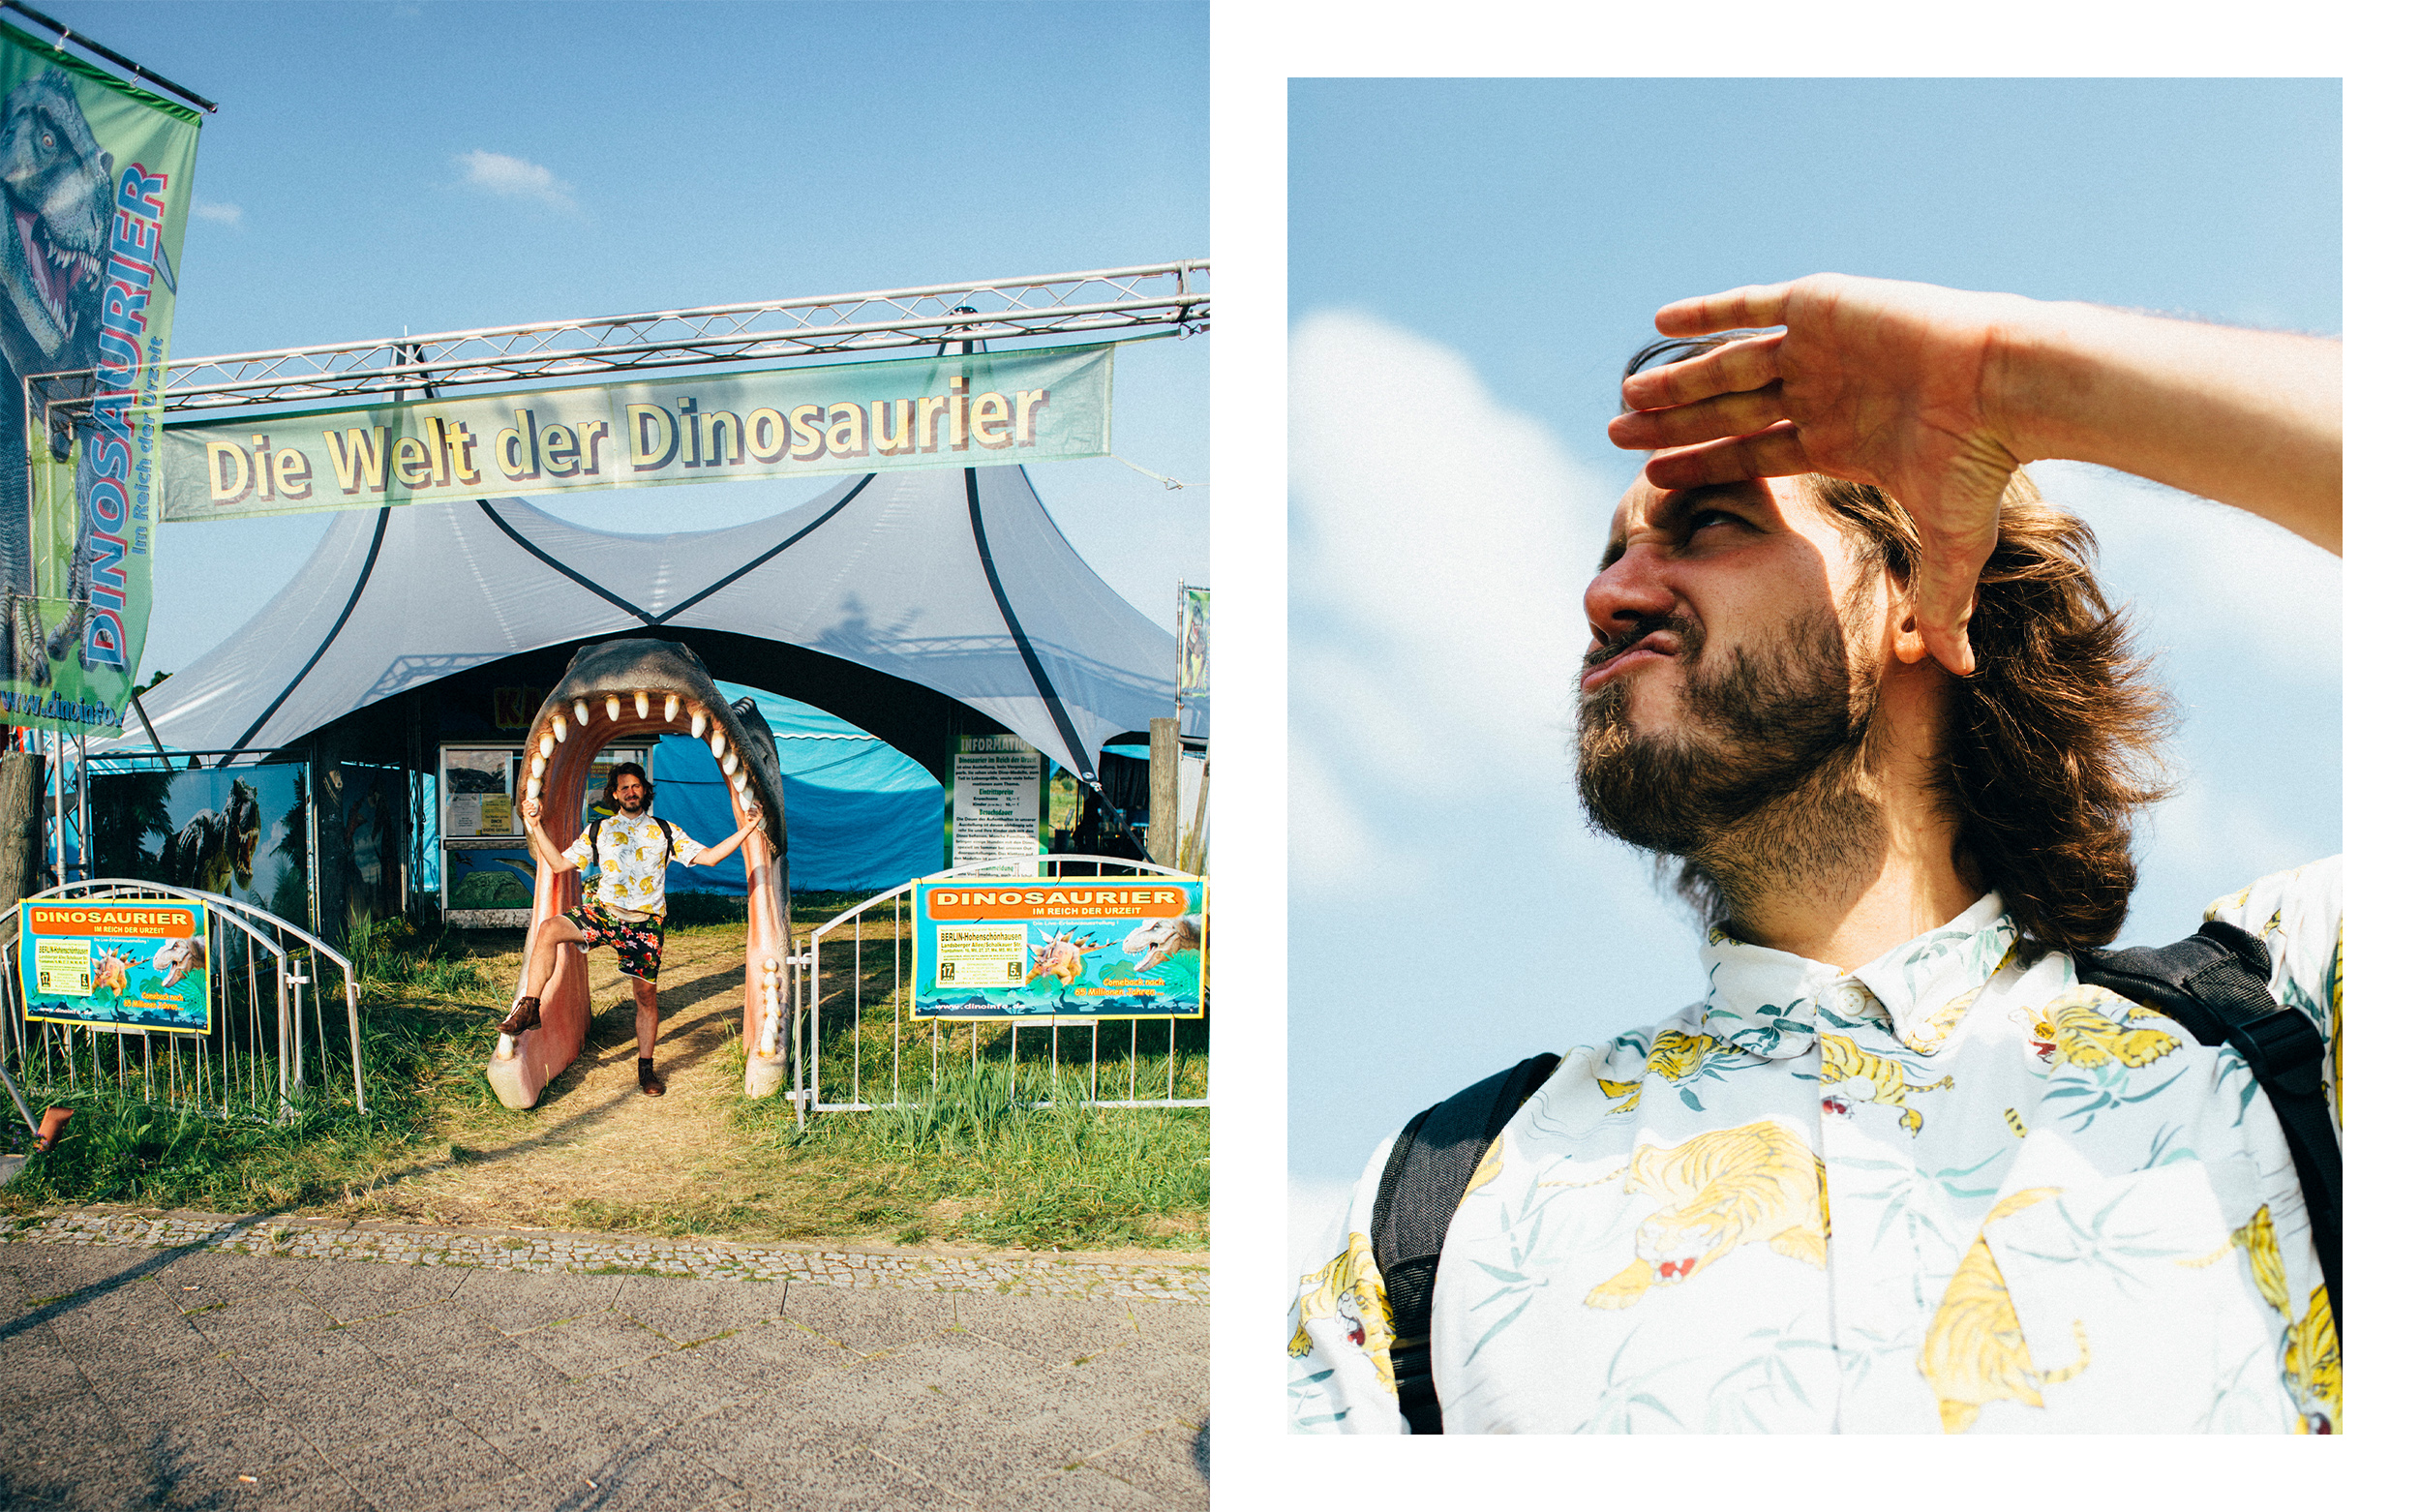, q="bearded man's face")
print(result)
[1573,474,1882,861]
